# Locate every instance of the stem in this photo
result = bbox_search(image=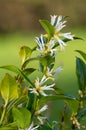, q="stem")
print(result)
[0,106,7,125]
[32,94,37,115]
[59,104,67,130]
